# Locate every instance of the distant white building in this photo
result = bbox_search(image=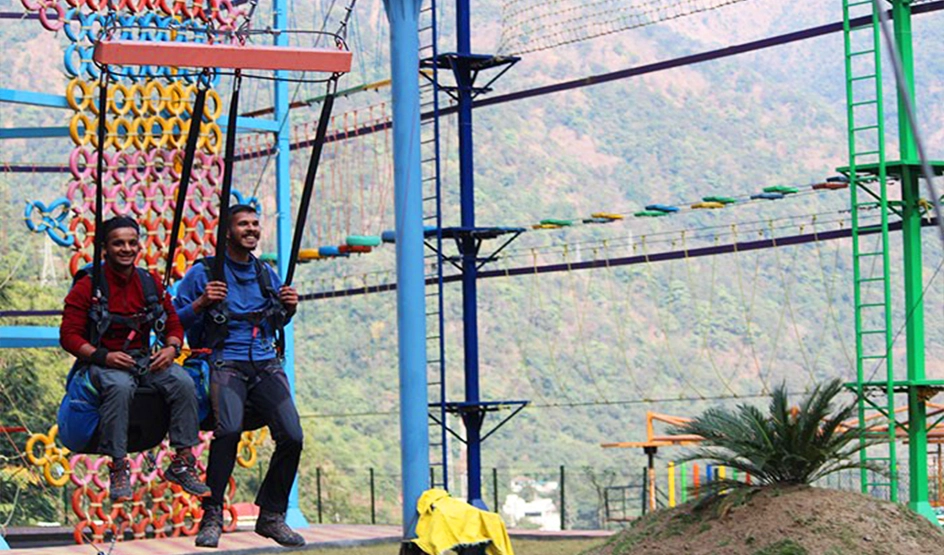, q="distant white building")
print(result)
[502,476,561,530]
